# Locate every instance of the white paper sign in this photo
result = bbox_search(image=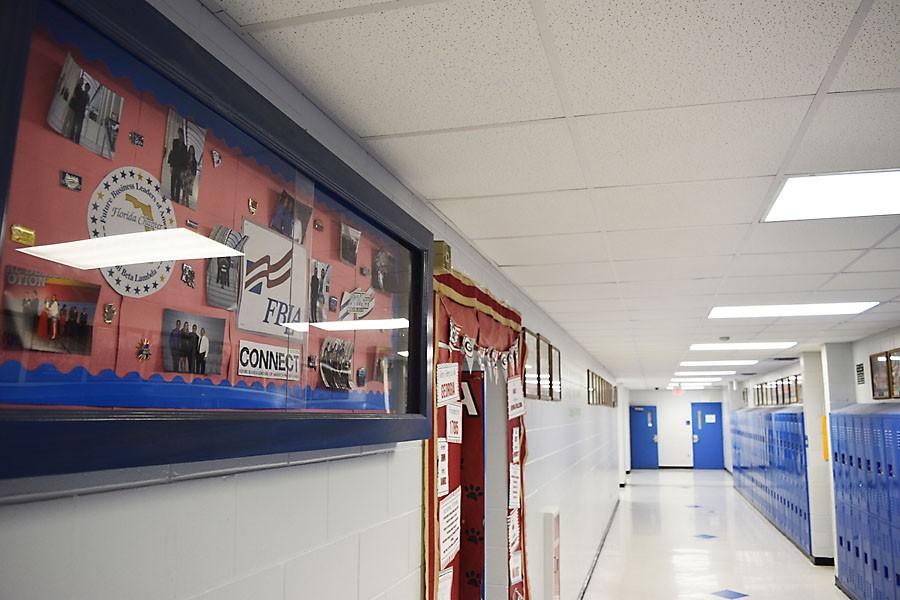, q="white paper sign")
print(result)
[509,550,523,584]
[508,508,520,551]
[705,414,717,424]
[437,567,453,600]
[238,220,308,337]
[511,427,521,464]
[439,487,462,568]
[446,402,463,444]
[436,362,460,406]
[508,462,521,509]
[237,340,301,380]
[507,376,526,420]
[437,438,450,497]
